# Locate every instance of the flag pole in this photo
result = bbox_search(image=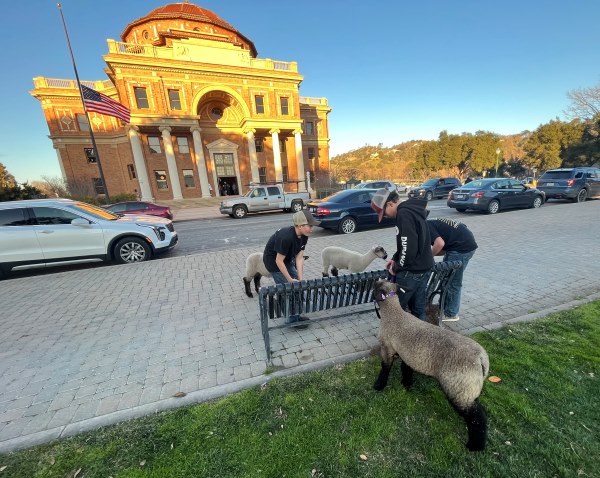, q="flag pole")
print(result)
[57,3,111,203]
